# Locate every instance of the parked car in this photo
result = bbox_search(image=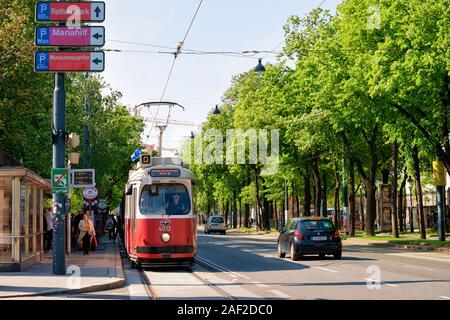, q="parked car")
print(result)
[205,215,226,235]
[277,217,342,261]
